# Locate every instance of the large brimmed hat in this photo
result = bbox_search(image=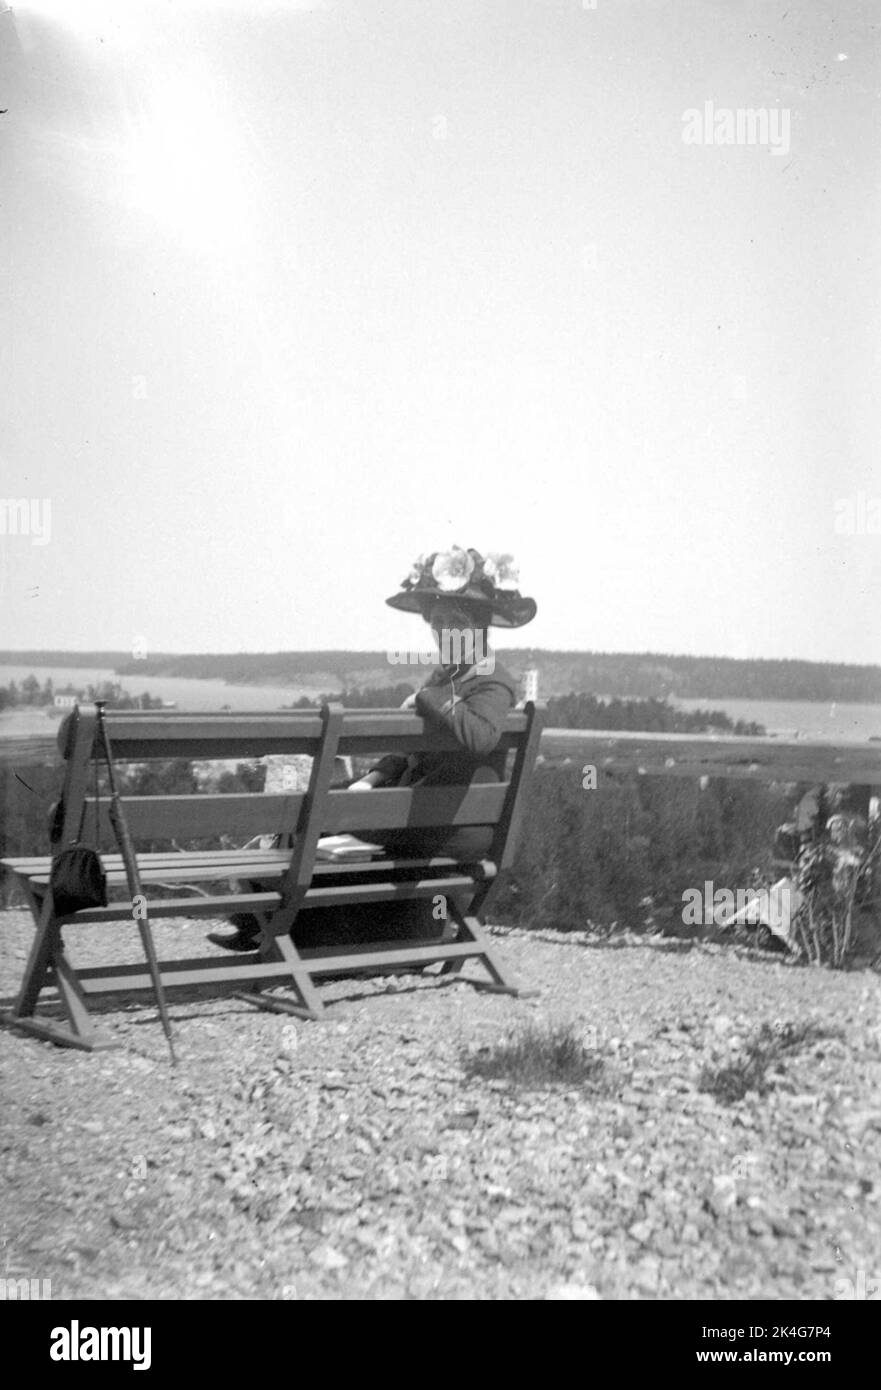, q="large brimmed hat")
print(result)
[385,547,537,629]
